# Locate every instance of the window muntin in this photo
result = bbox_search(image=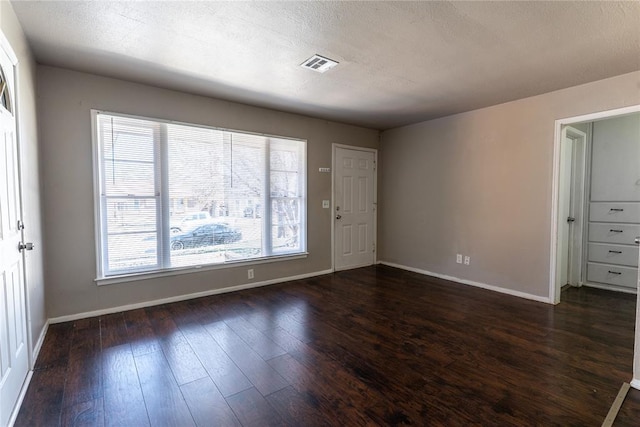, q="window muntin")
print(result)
[94,112,306,278]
